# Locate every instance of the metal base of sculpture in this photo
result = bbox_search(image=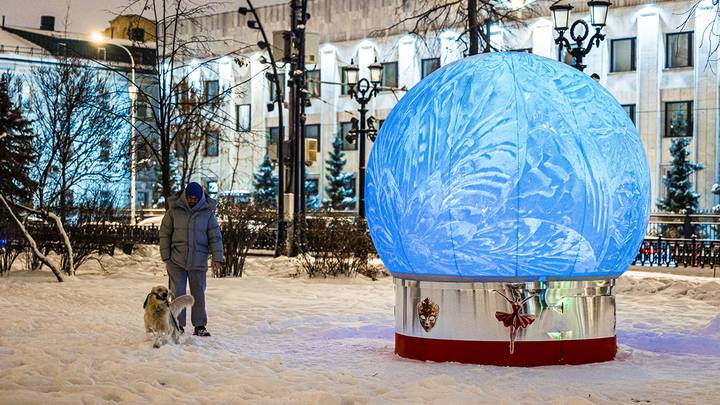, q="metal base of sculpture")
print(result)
[394,277,617,366]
